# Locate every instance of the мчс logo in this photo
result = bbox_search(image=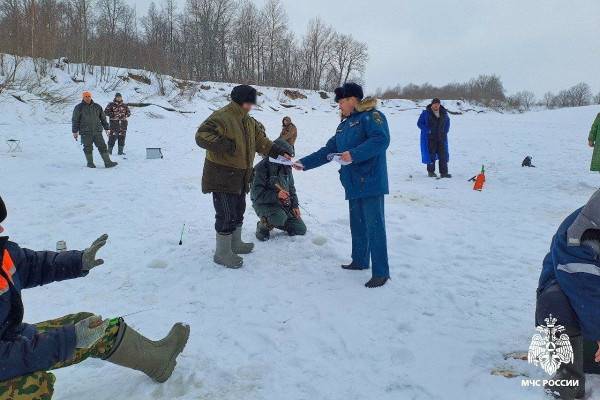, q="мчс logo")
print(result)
[528,315,573,375]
